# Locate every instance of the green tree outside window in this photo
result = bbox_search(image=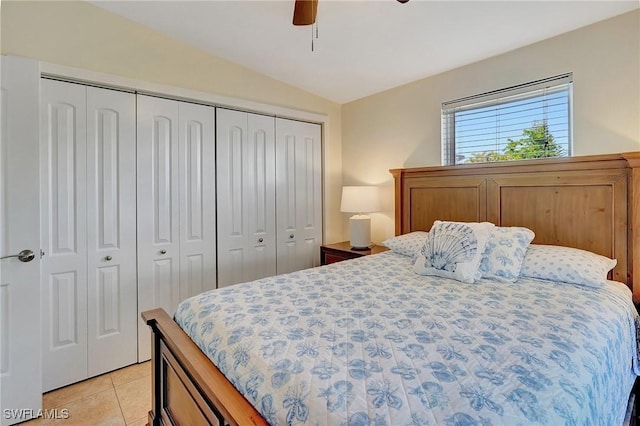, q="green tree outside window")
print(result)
[467,121,564,163]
